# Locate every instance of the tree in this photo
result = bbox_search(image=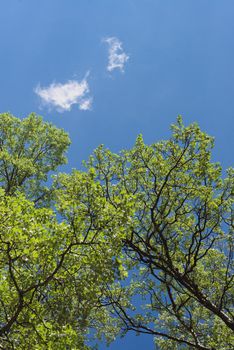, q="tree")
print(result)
[0,113,233,349]
[0,112,71,203]
[0,113,131,349]
[87,117,234,349]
